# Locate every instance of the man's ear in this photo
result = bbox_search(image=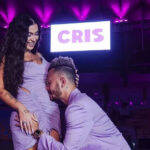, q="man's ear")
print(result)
[60,76,66,88]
